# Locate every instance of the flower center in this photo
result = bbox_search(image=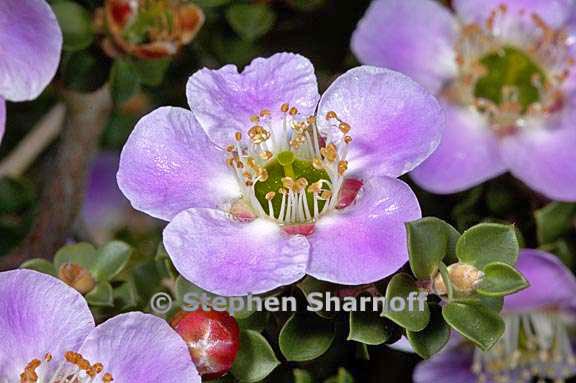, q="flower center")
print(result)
[474,46,545,112]
[18,352,113,383]
[226,104,352,226]
[472,312,576,382]
[447,4,574,134]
